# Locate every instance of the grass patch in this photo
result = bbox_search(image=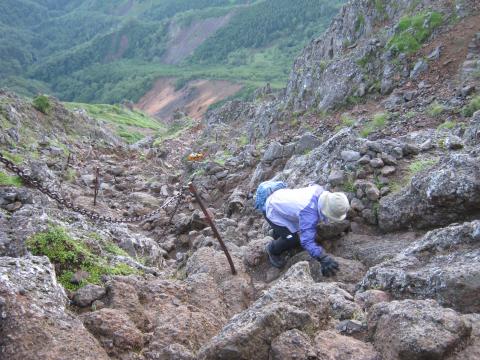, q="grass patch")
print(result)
[104,241,130,257]
[65,102,163,130]
[360,112,388,137]
[427,102,446,117]
[0,171,23,187]
[388,11,443,55]
[27,227,140,291]
[462,95,480,117]
[409,158,438,175]
[2,151,23,164]
[437,120,456,131]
